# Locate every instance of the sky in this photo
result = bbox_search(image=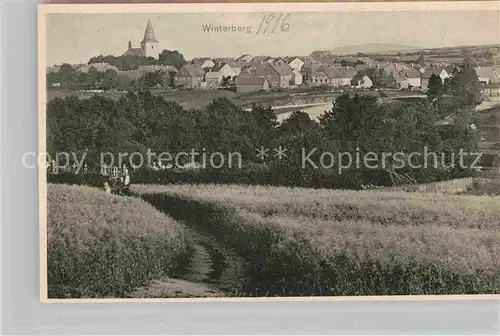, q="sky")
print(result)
[45,10,499,66]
